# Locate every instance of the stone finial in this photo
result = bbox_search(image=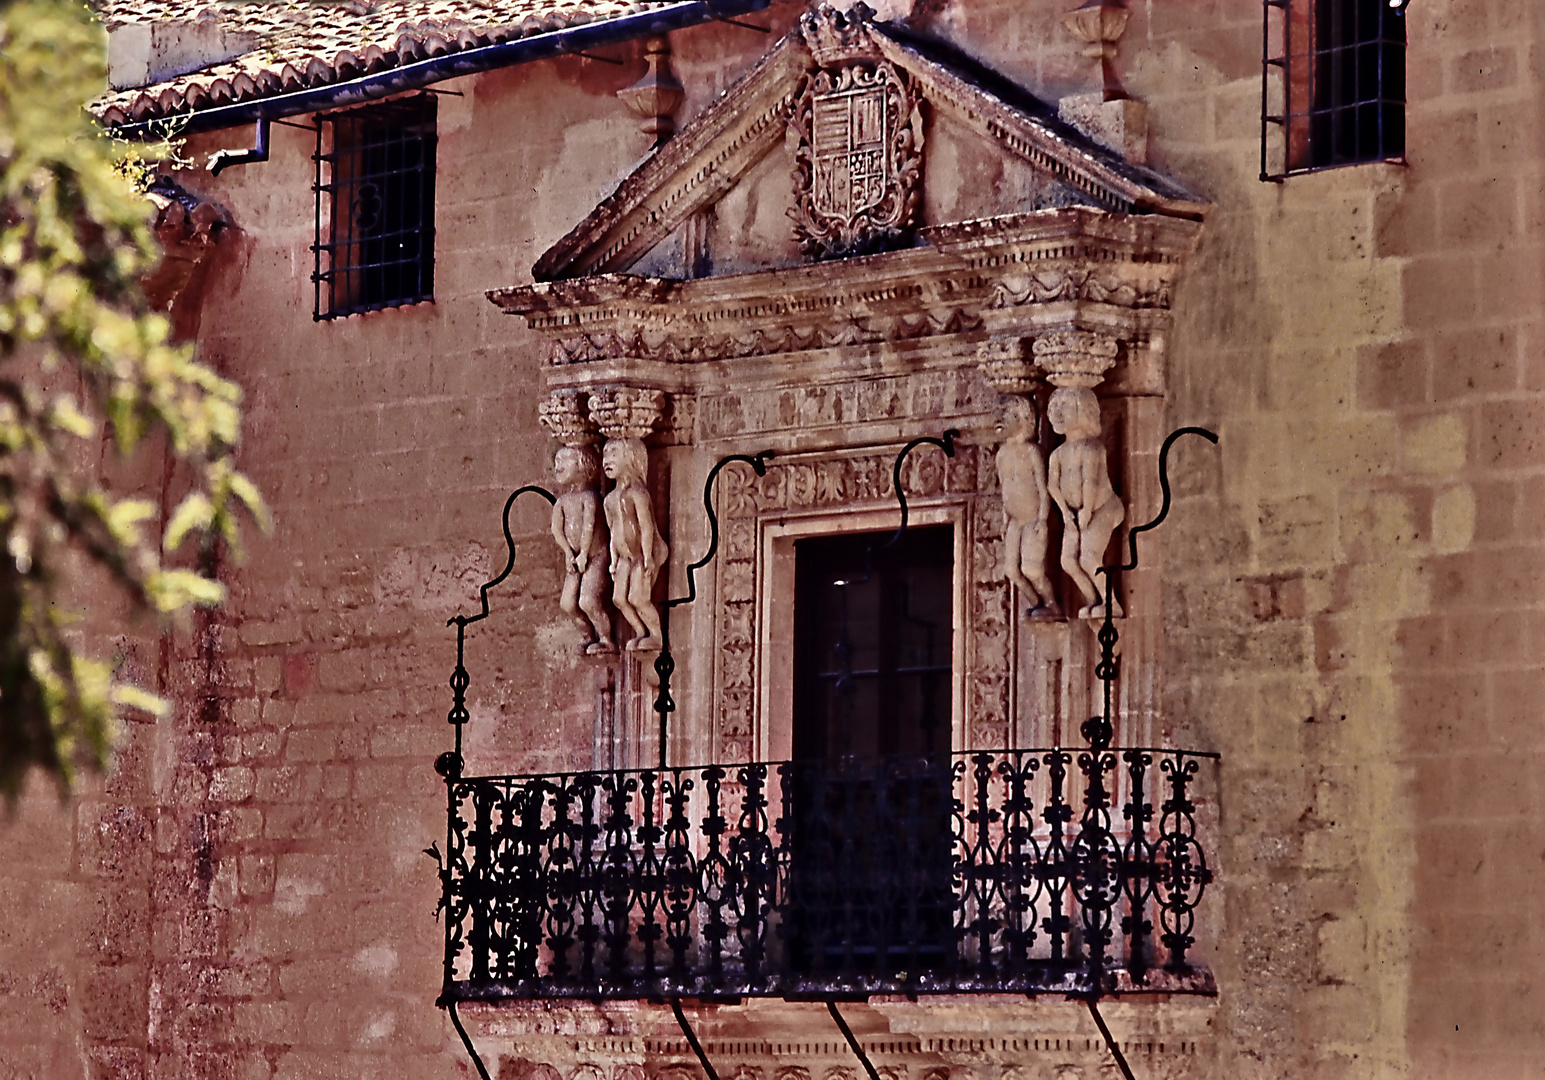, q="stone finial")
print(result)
[1031,330,1119,389]
[978,338,1039,397]
[616,37,683,142]
[539,389,600,446]
[587,387,665,441]
[799,2,879,66]
[1061,0,1130,102]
